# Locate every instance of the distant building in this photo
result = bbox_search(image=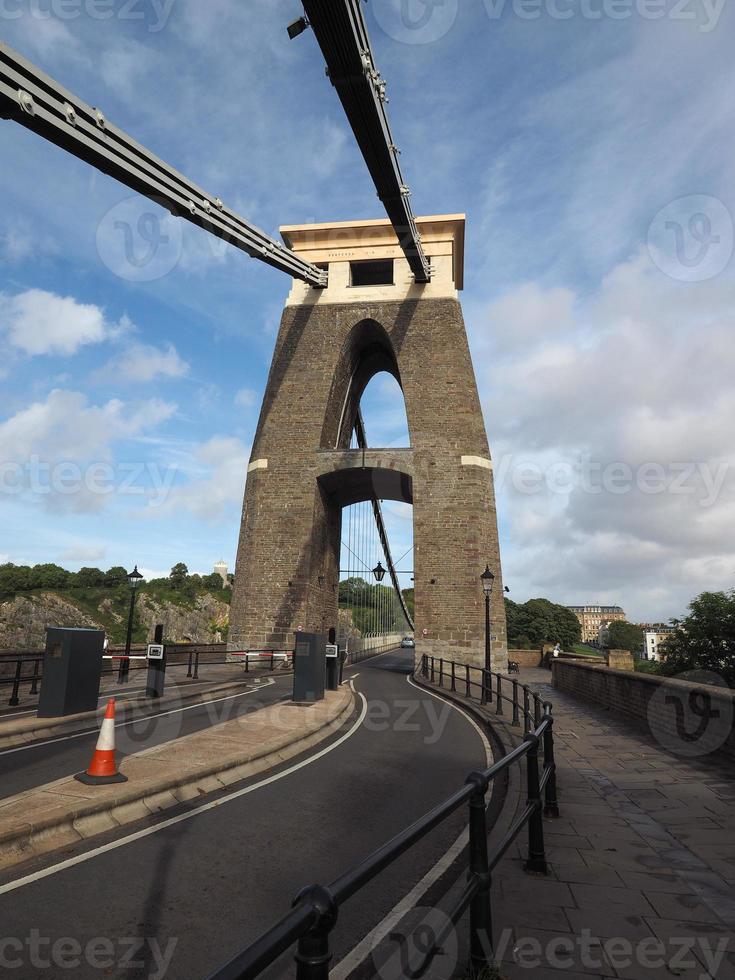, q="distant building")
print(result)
[644,627,674,662]
[213,560,229,586]
[567,604,626,644]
